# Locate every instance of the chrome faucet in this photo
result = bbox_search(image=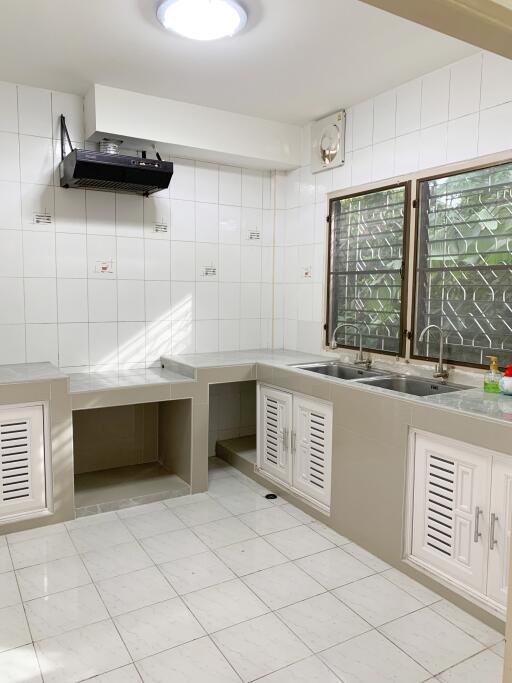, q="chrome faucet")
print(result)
[330,323,372,368]
[418,324,449,380]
